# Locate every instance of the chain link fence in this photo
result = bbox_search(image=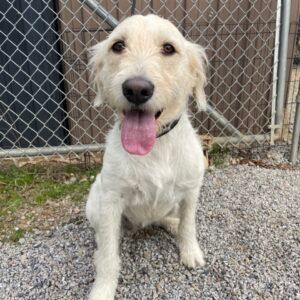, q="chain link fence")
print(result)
[0,0,299,162]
